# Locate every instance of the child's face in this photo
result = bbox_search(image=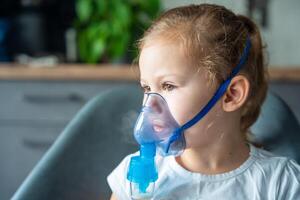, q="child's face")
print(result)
[139,41,225,148]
